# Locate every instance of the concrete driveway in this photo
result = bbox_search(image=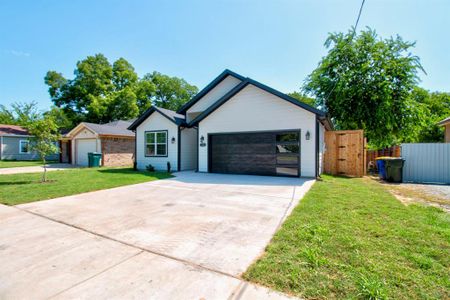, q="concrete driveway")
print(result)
[0,171,314,299]
[0,163,75,175]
